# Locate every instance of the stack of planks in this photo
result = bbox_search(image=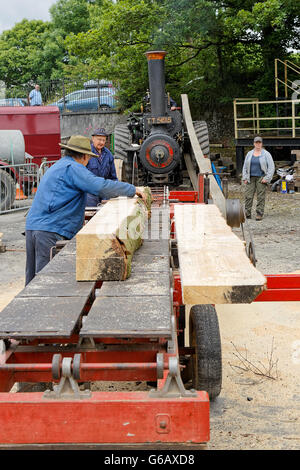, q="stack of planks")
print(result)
[76,187,152,281]
[174,203,266,304]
